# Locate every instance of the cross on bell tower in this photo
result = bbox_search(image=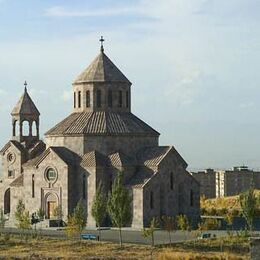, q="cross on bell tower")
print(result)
[99,36,105,52]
